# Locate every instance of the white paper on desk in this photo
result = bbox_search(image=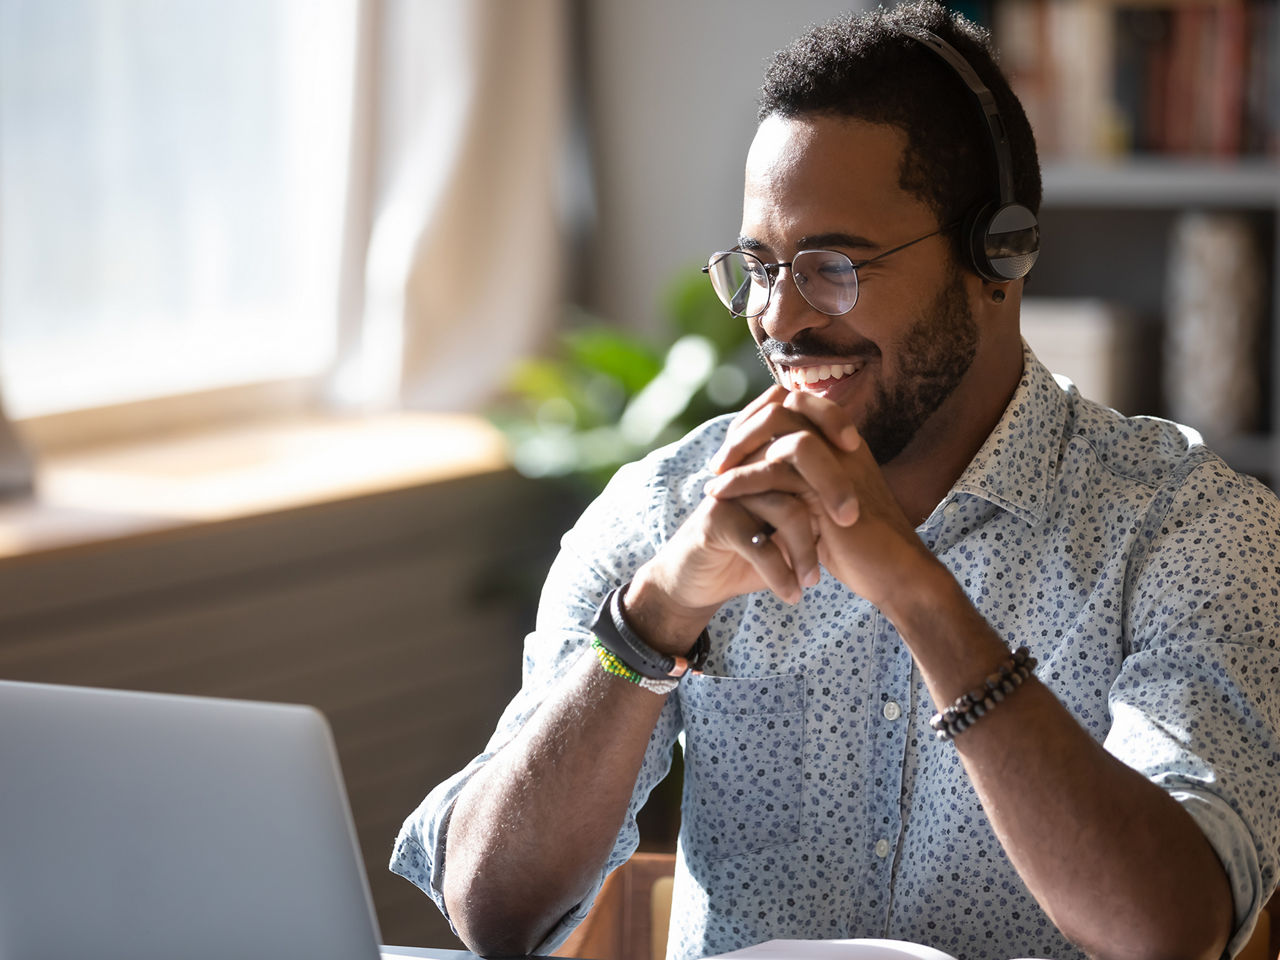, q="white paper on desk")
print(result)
[701,938,957,960]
